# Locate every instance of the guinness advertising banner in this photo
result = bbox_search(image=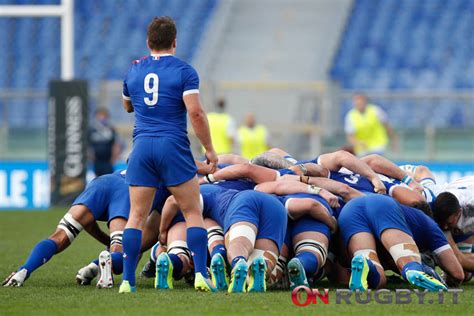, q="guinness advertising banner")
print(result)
[48,80,88,206]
